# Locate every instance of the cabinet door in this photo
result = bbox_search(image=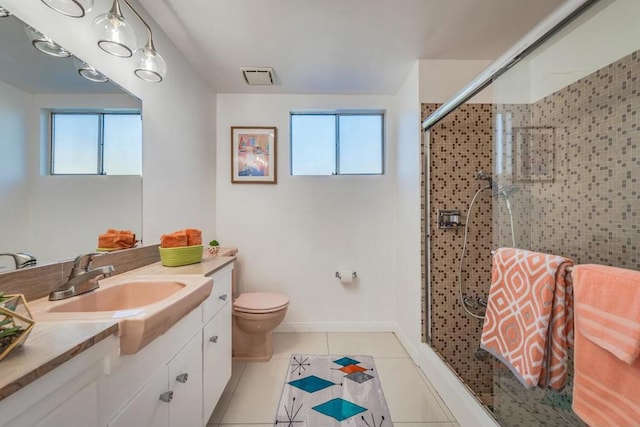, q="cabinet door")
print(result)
[107,367,169,427]
[34,381,98,427]
[202,302,232,421]
[168,332,203,427]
